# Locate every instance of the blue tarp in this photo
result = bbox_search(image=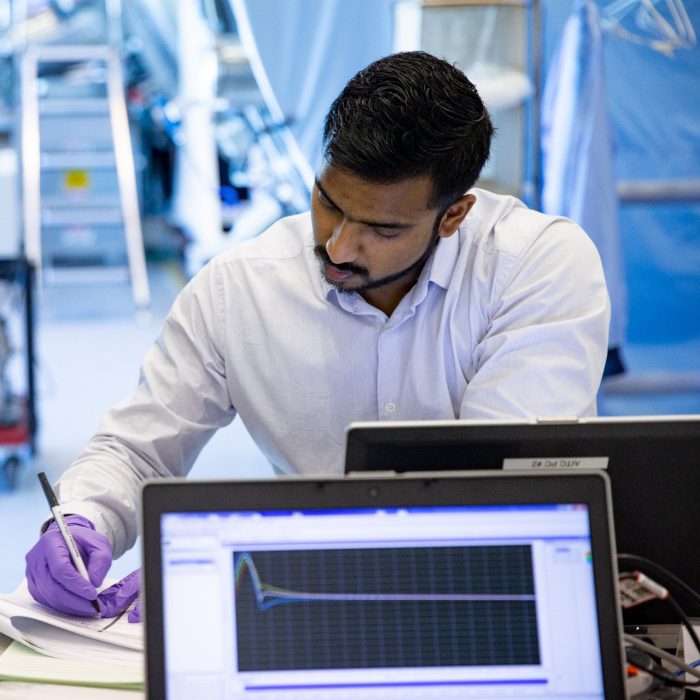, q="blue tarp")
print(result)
[542,0,700,344]
[541,0,627,350]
